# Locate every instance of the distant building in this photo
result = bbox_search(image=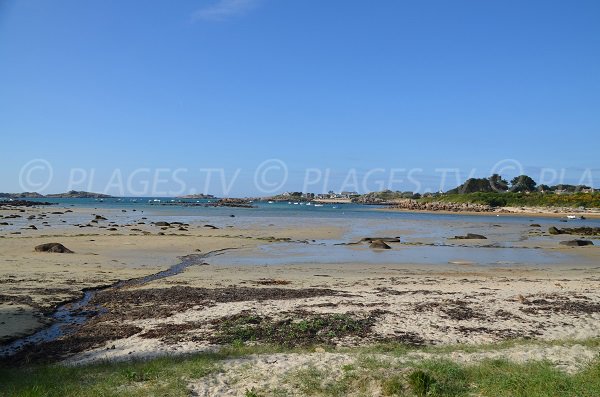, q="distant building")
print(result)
[340,191,359,198]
